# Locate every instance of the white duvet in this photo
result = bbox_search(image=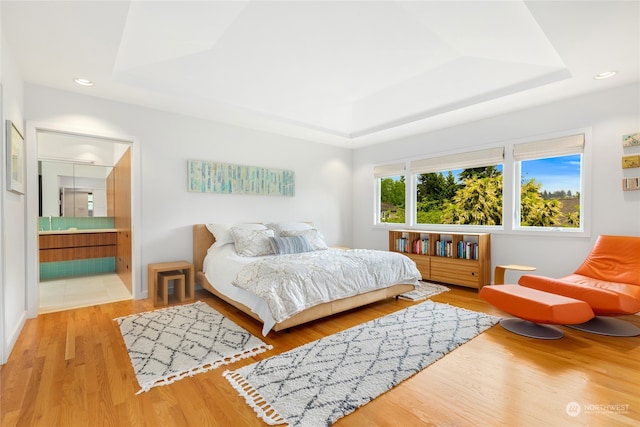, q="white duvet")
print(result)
[203,245,421,335]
